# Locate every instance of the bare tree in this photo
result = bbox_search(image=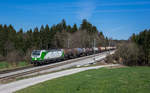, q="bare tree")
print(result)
[6,50,22,66]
